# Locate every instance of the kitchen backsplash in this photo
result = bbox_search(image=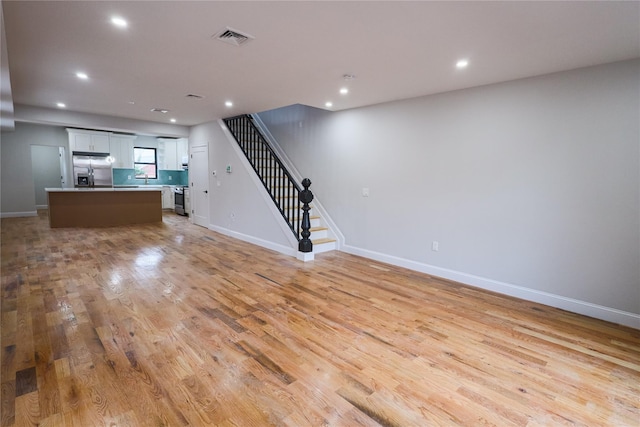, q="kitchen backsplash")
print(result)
[113,168,188,186]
